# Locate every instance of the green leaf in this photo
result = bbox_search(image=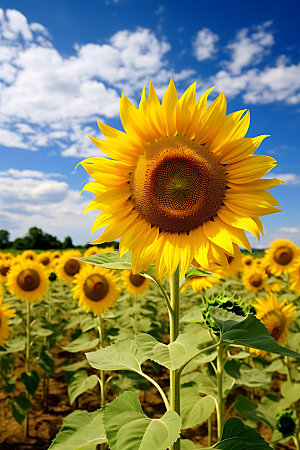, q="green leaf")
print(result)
[278,381,300,410]
[225,360,271,387]
[180,308,204,324]
[49,408,107,449]
[67,370,99,404]
[234,396,276,430]
[181,385,215,429]
[8,396,31,424]
[209,307,300,358]
[103,391,181,450]
[62,359,89,372]
[181,439,199,449]
[20,370,40,395]
[181,371,235,400]
[135,332,199,370]
[213,417,272,449]
[36,350,55,375]
[61,334,99,353]
[0,337,25,354]
[86,339,147,374]
[75,251,132,270]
